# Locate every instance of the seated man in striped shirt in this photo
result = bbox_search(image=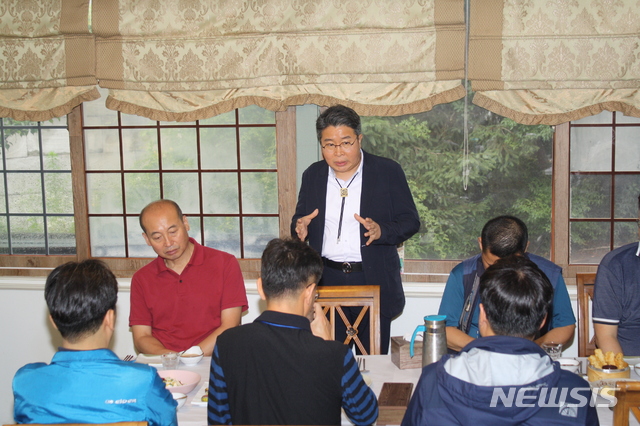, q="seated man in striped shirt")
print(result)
[207,238,378,426]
